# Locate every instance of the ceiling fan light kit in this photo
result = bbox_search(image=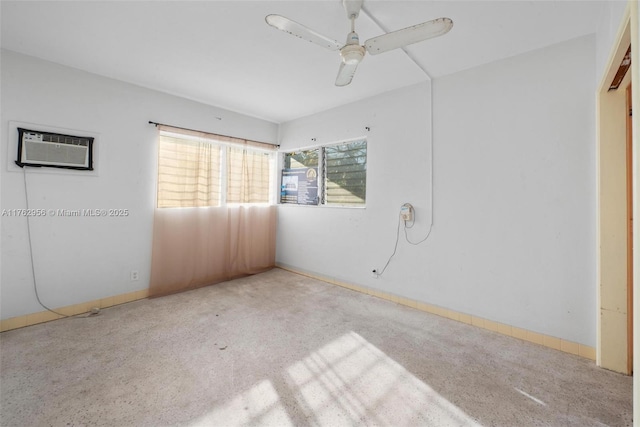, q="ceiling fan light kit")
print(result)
[340,31,365,66]
[341,44,365,65]
[265,0,453,87]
